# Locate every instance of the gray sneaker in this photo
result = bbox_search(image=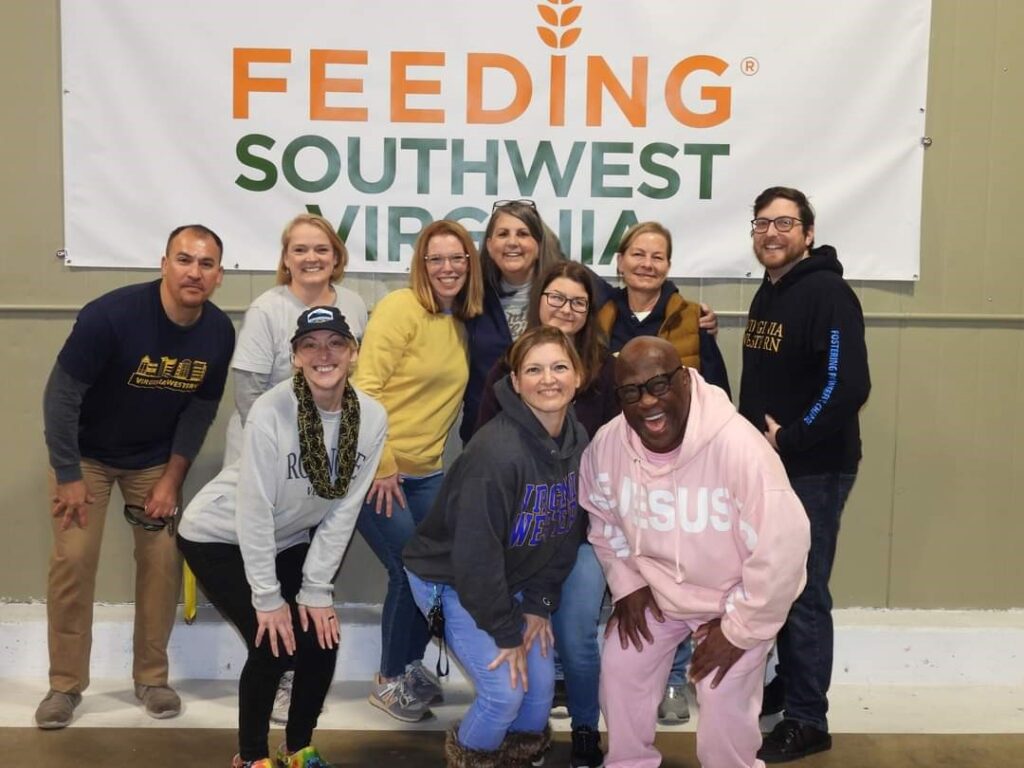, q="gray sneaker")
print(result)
[657,684,691,724]
[134,683,181,719]
[35,689,82,730]
[270,670,294,725]
[368,675,431,722]
[404,660,443,705]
